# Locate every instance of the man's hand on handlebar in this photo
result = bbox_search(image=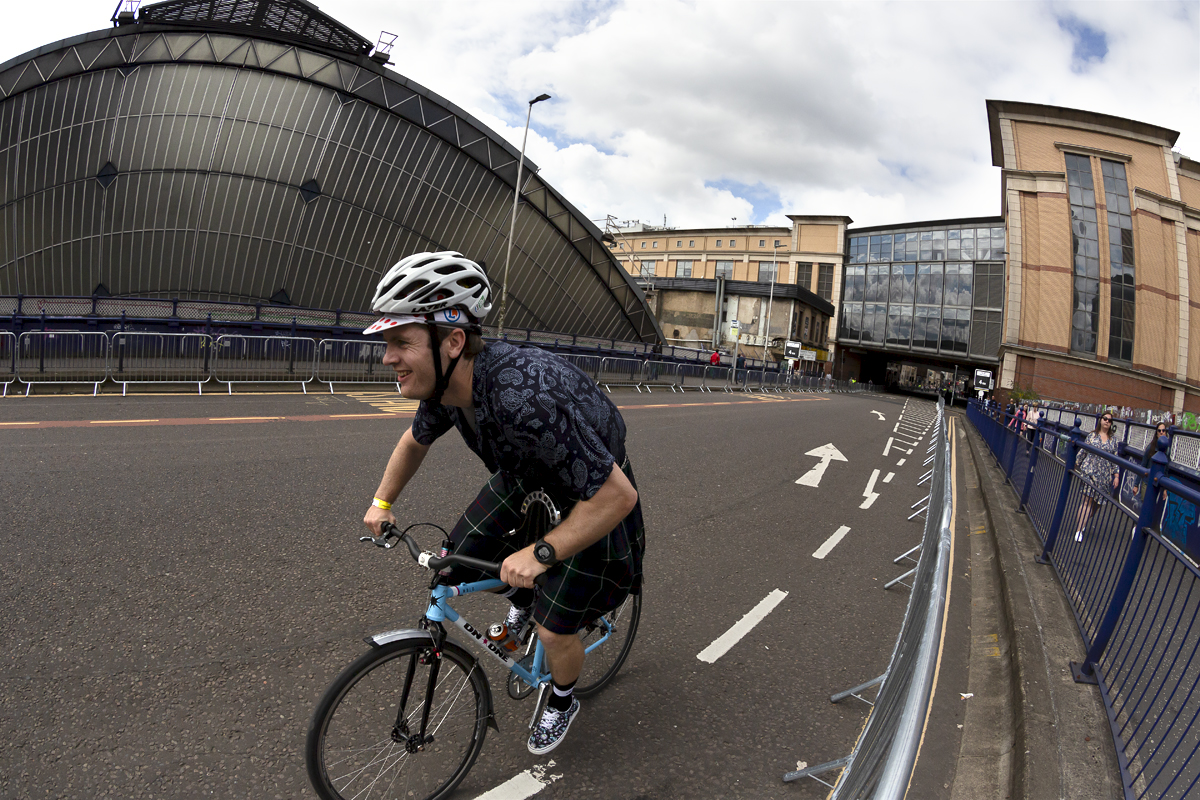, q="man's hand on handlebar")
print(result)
[500,546,549,590]
[364,504,396,539]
